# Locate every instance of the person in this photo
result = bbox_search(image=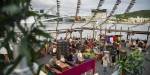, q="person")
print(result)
[69,41,76,53]
[77,50,84,63]
[111,47,117,64]
[52,44,57,55]
[0,47,10,74]
[0,47,10,63]
[102,53,110,75]
[60,55,65,62]
[93,45,99,54]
